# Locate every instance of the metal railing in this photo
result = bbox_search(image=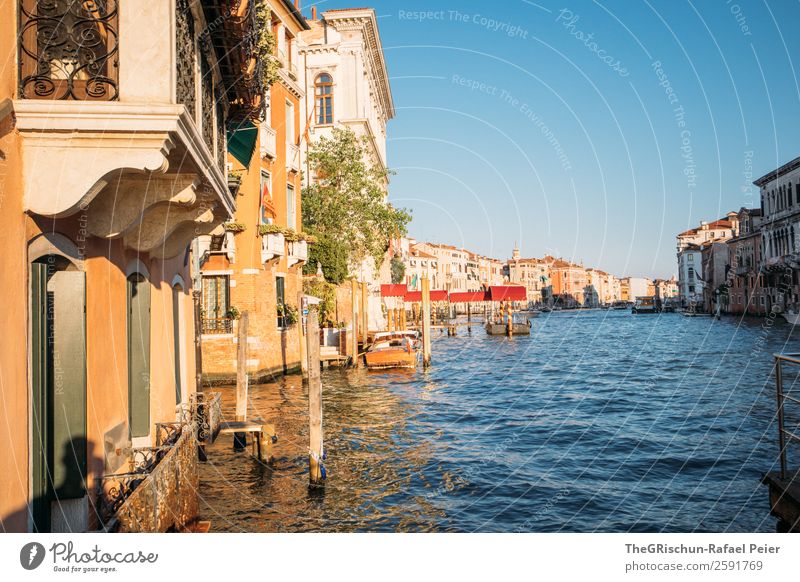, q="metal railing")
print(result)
[97,423,195,532]
[773,353,800,478]
[194,391,222,445]
[96,391,219,532]
[202,317,233,334]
